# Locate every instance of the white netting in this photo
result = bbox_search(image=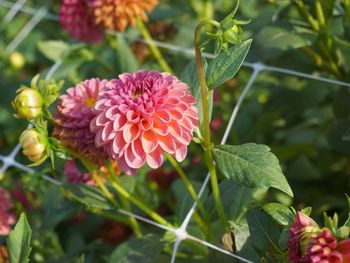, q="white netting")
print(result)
[1,1,349,262]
